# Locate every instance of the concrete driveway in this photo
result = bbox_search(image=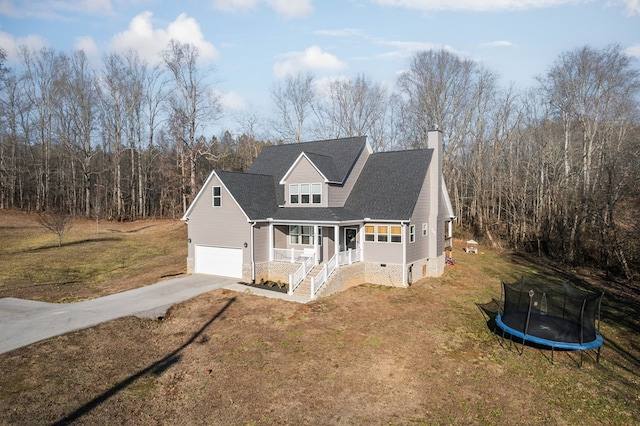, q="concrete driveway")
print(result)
[0,275,308,355]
